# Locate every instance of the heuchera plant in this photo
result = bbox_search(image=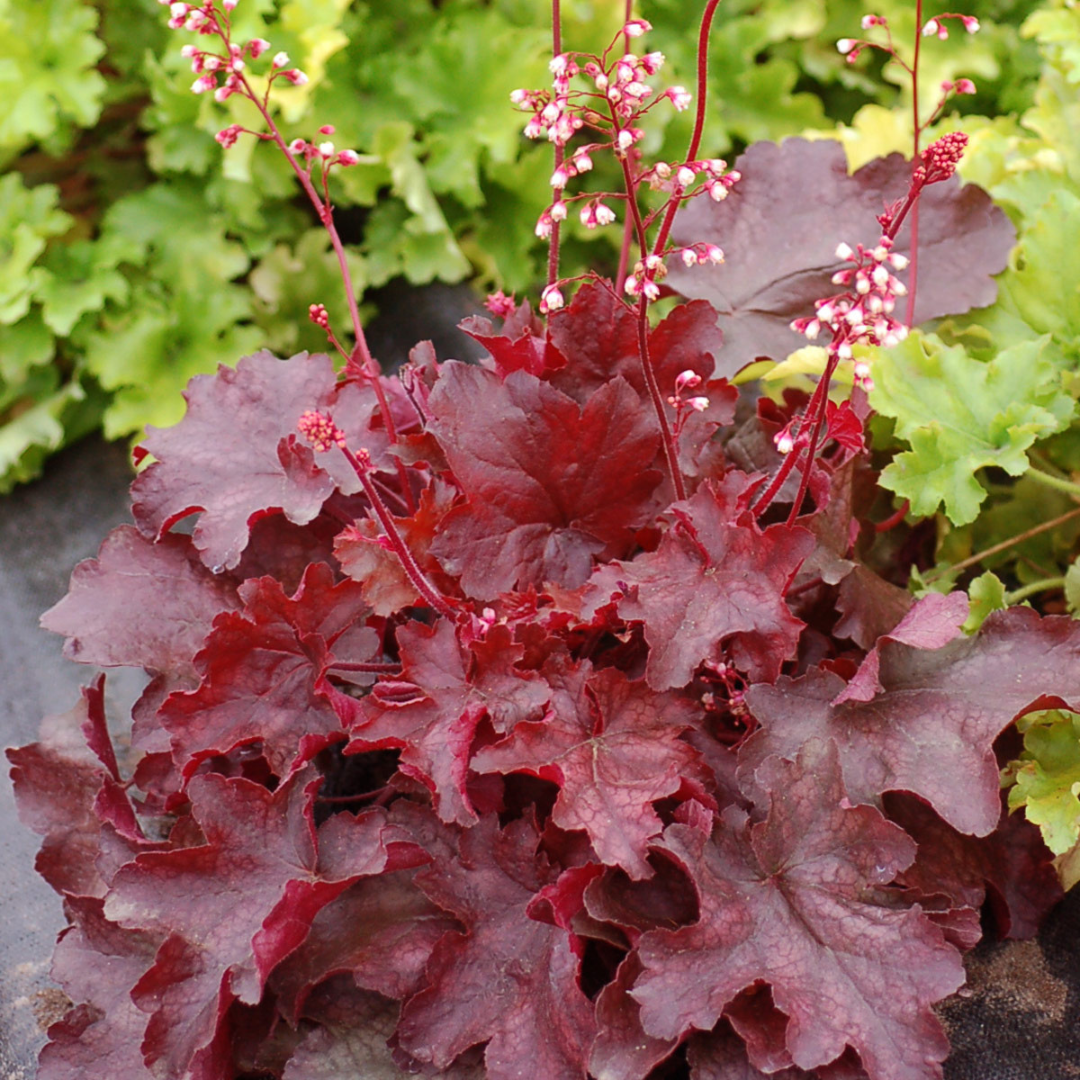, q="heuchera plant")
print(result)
[9,2,1076,1079]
